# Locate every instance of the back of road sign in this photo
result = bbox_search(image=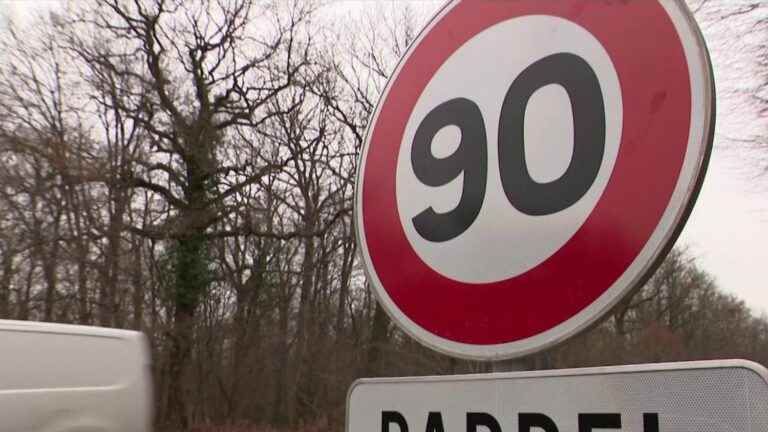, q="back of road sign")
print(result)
[347,361,768,432]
